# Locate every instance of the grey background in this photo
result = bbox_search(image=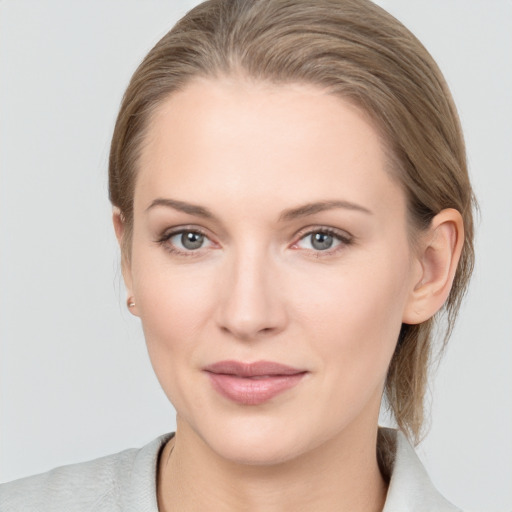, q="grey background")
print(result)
[1,1,511,511]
